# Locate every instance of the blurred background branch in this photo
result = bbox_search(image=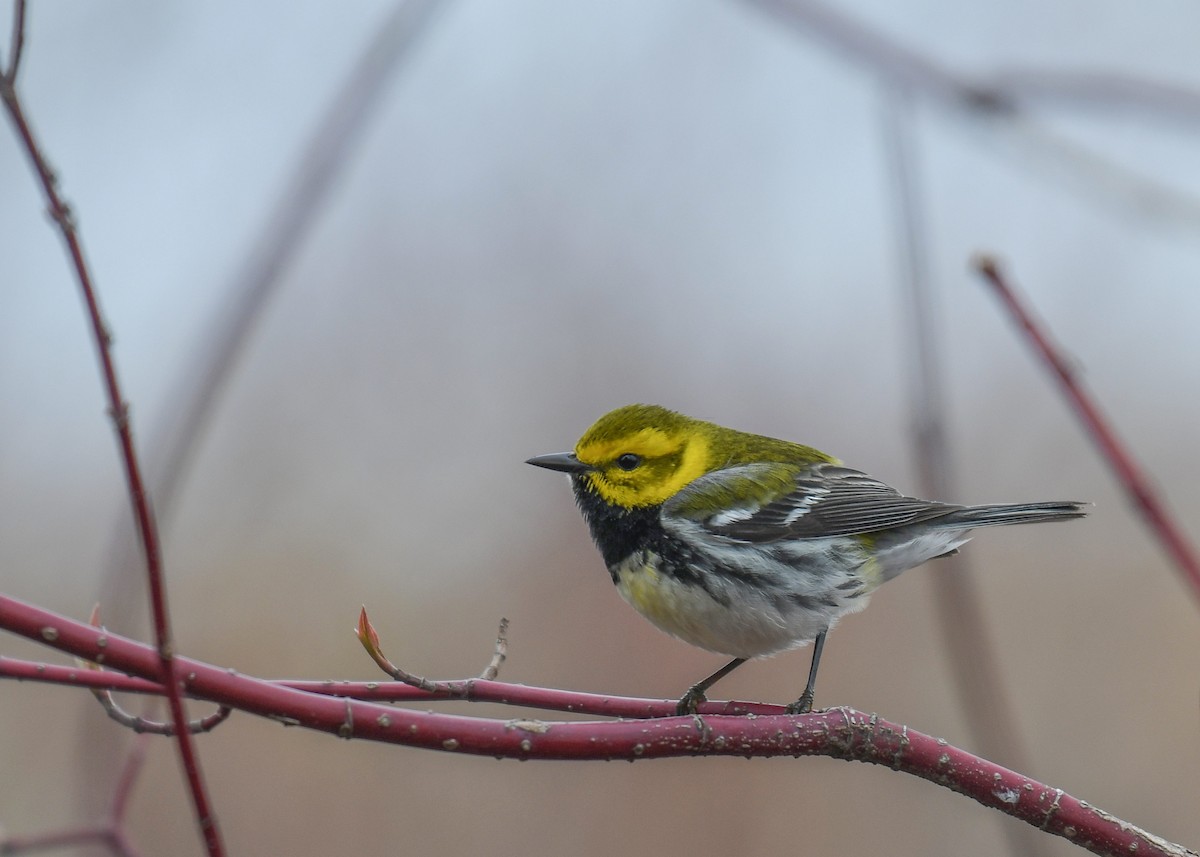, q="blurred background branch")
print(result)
[742,0,1200,228]
[883,88,1047,857]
